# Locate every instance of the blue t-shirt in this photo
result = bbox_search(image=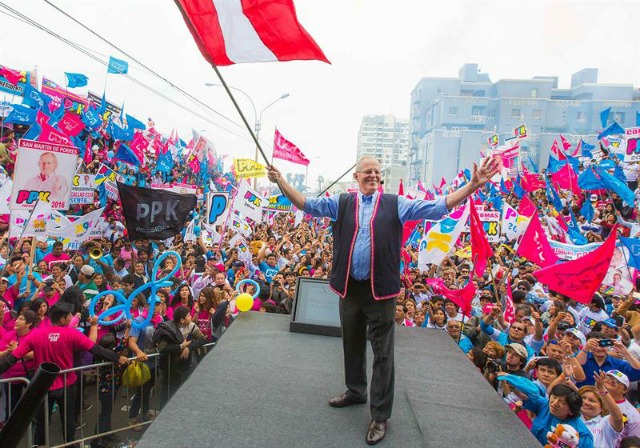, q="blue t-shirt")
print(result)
[258,261,279,284]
